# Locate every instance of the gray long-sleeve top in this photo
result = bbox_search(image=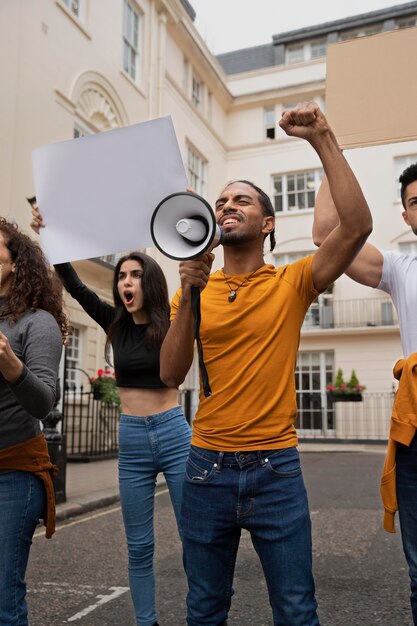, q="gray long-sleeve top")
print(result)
[0,305,63,449]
